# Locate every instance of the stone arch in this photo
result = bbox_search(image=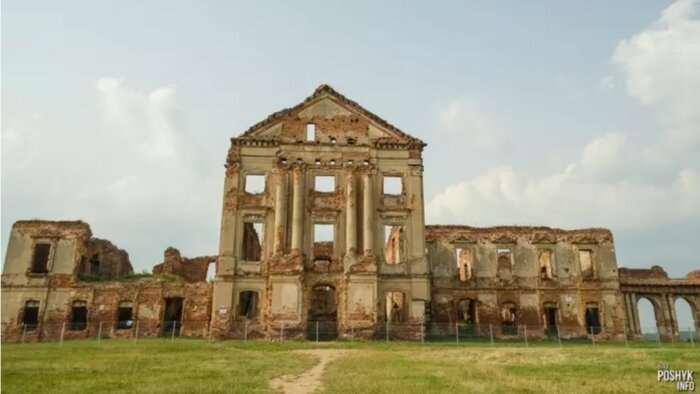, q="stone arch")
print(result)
[673,296,698,340]
[384,290,407,323]
[500,301,518,335]
[636,295,662,336]
[456,298,478,324]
